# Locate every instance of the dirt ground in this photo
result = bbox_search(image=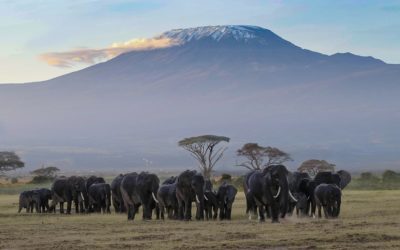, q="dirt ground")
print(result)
[0,190,399,249]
